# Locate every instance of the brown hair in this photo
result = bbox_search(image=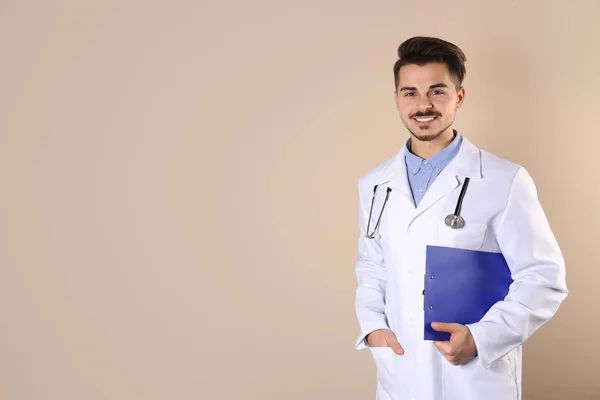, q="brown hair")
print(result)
[393,36,467,91]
